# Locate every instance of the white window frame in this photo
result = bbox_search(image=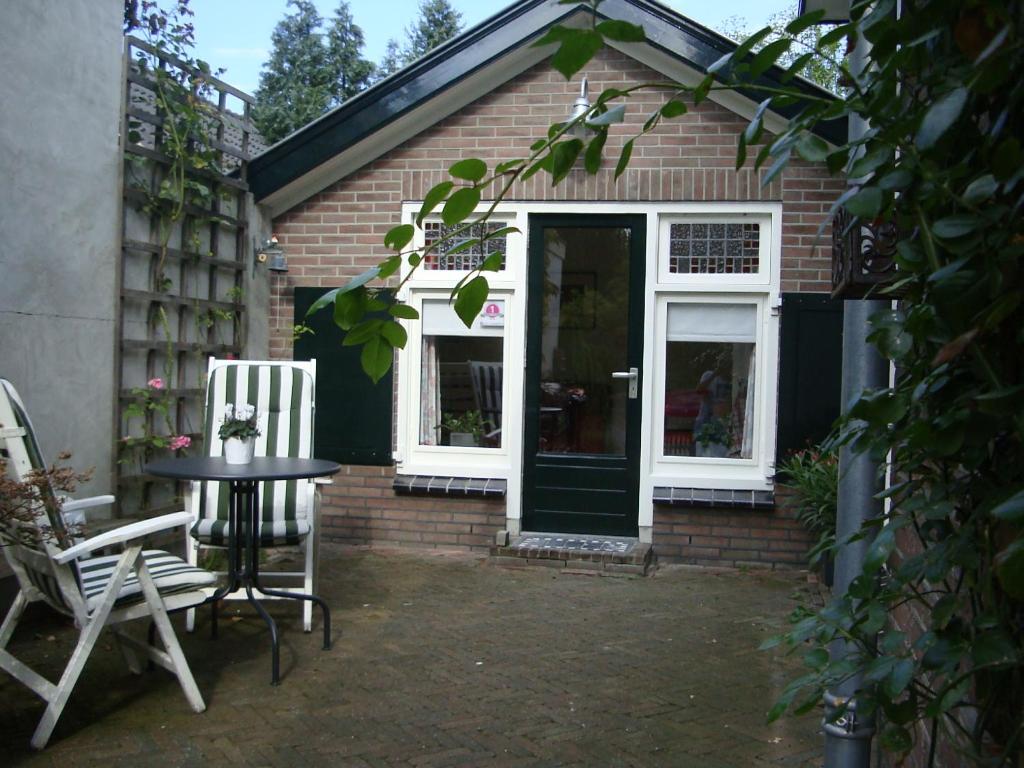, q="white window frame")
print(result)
[646,207,781,491]
[395,205,527,480]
